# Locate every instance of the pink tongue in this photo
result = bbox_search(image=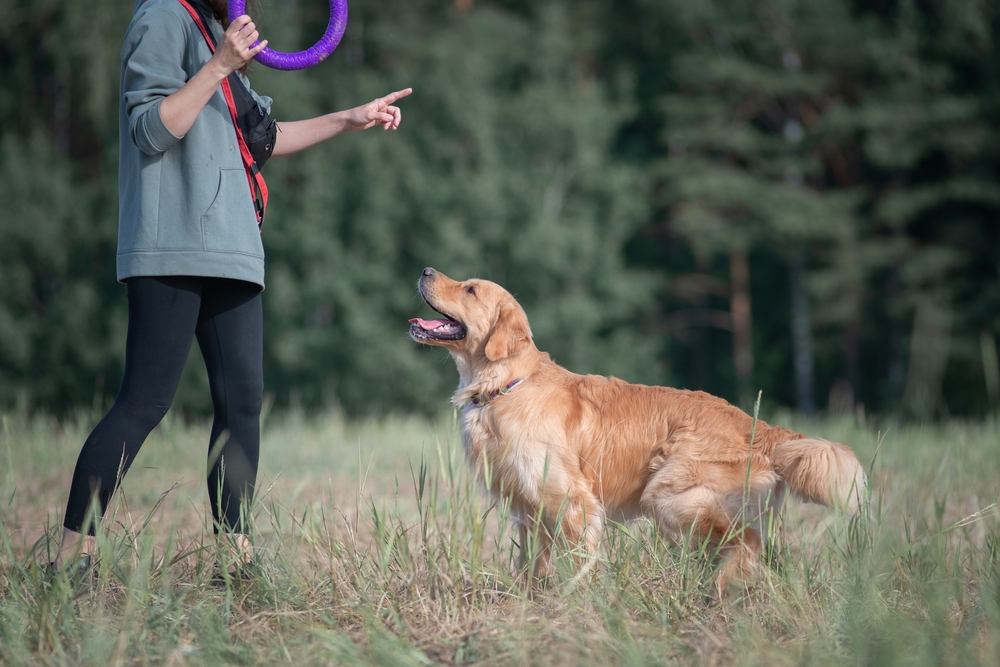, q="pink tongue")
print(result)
[409,318,452,331]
